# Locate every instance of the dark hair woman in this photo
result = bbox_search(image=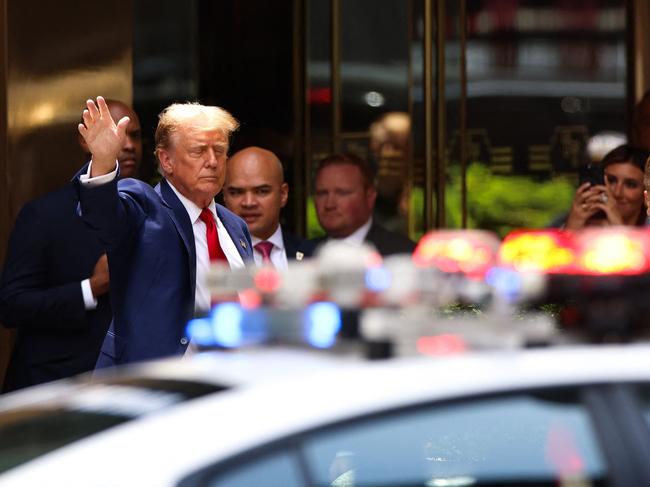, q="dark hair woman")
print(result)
[564,145,650,230]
